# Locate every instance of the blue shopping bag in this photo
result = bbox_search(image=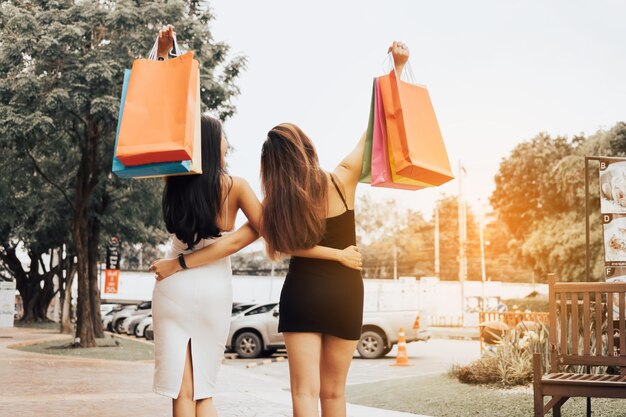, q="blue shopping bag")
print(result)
[112,69,196,178]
